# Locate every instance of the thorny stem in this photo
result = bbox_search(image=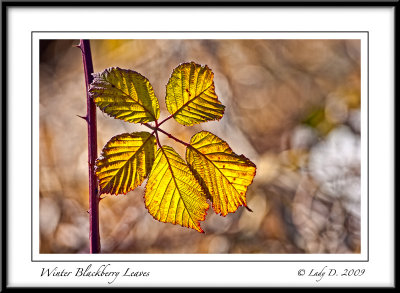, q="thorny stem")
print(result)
[78,39,101,254]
